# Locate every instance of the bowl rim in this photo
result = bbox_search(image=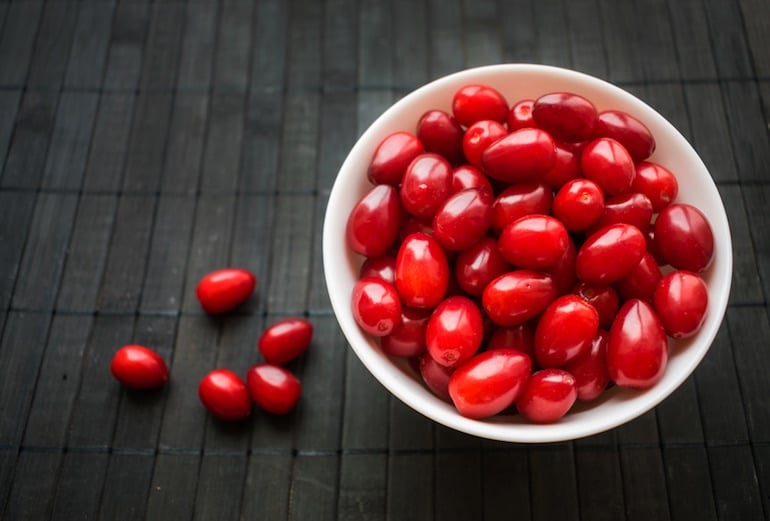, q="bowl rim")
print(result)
[322,63,733,443]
